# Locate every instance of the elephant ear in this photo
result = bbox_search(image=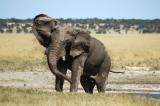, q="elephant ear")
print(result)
[83,30,91,35]
[51,20,59,29]
[66,28,80,37]
[72,29,80,36]
[71,28,91,36]
[78,30,91,53]
[53,20,59,25]
[82,36,91,53]
[66,28,91,39]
